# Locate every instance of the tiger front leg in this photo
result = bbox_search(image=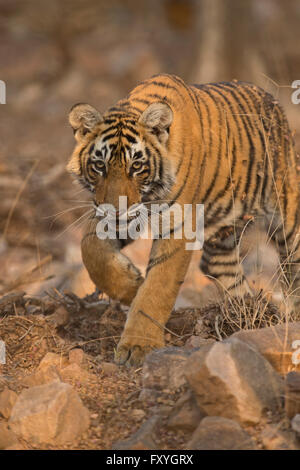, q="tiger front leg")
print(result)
[81,217,143,306]
[115,239,192,366]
